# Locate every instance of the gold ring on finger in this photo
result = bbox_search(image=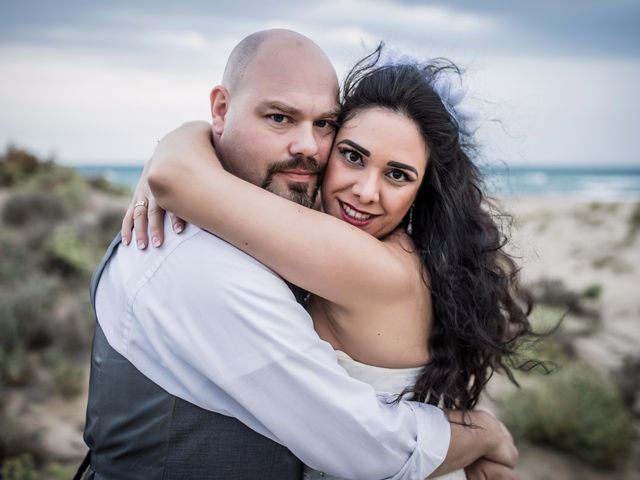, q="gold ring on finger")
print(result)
[133,200,148,209]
